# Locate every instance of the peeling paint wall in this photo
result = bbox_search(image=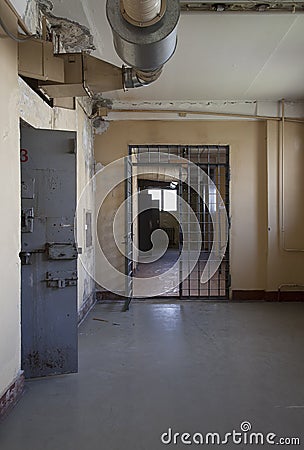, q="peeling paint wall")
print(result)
[24,0,95,52]
[23,0,39,33]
